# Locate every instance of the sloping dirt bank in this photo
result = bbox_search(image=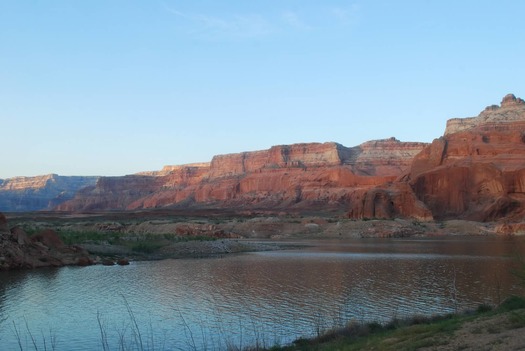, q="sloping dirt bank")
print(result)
[271,297,525,351]
[420,308,525,351]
